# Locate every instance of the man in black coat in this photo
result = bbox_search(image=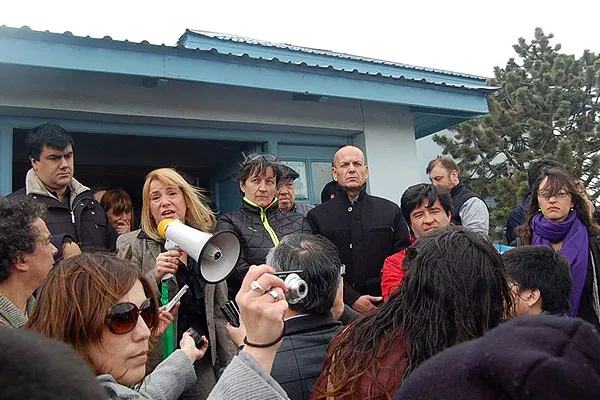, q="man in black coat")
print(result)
[8,123,117,251]
[307,146,410,313]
